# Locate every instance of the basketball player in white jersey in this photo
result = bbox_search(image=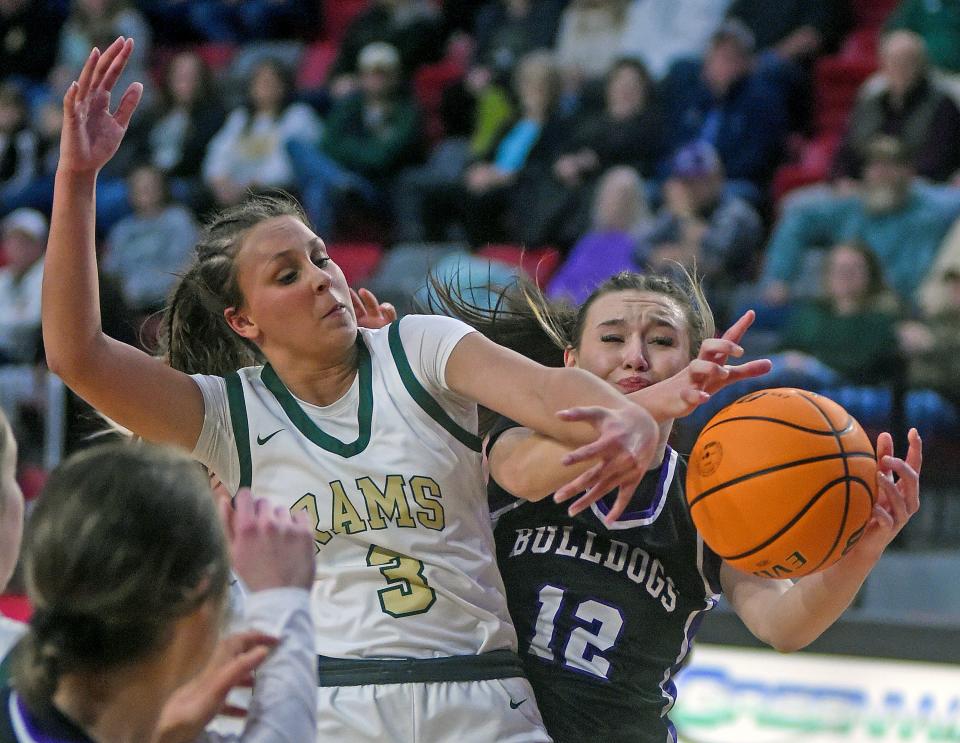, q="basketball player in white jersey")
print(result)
[41,39,732,741]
